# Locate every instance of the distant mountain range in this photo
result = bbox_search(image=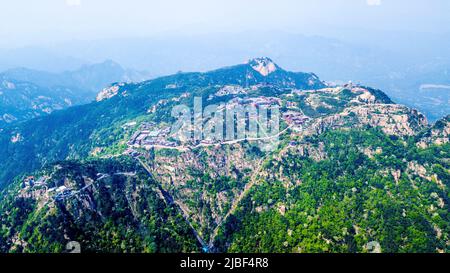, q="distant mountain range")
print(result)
[2,32,447,121]
[383,64,450,121]
[0,58,448,253]
[0,60,150,127]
